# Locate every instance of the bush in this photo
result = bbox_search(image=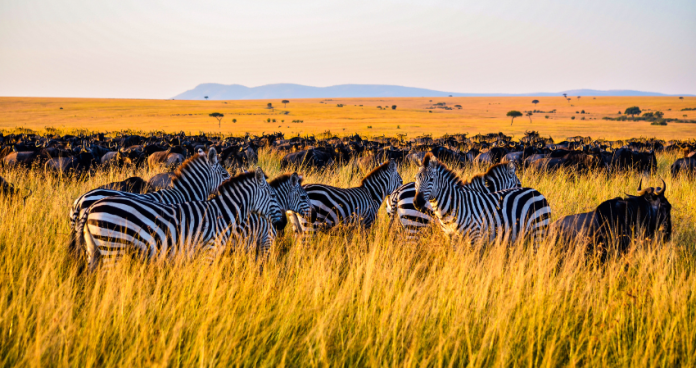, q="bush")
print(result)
[571,116,576,120]
[651,121,668,126]
[396,125,401,129]
[367,126,372,129]
[581,110,585,114]
[392,105,397,110]
[545,115,549,119]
